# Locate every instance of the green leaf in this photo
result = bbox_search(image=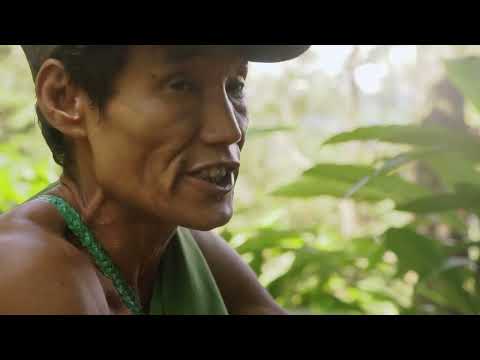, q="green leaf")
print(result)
[385,232,478,314]
[382,229,476,313]
[383,227,446,278]
[267,248,352,298]
[247,126,297,138]
[303,164,379,182]
[397,183,480,215]
[374,152,422,176]
[307,290,364,315]
[324,125,448,146]
[397,194,471,214]
[323,125,480,161]
[374,147,462,176]
[345,148,458,200]
[272,176,380,201]
[419,258,479,314]
[445,56,480,113]
[237,228,305,254]
[422,152,480,190]
[273,164,430,203]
